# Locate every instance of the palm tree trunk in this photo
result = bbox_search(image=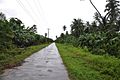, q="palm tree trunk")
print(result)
[89,0,106,26]
[89,0,102,19]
